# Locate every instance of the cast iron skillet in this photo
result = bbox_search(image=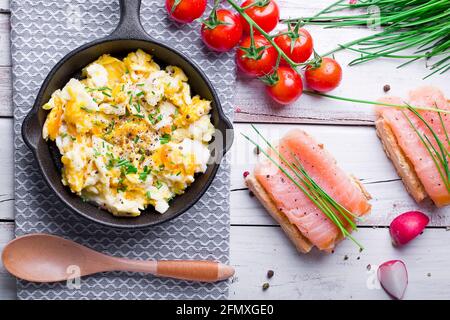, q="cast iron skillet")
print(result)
[21,0,234,229]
